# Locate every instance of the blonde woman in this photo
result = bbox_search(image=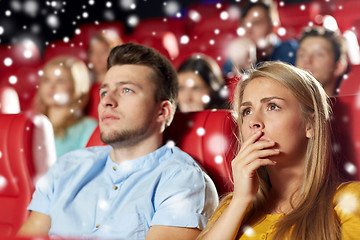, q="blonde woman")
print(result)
[34,56,97,158]
[197,61,360,240]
